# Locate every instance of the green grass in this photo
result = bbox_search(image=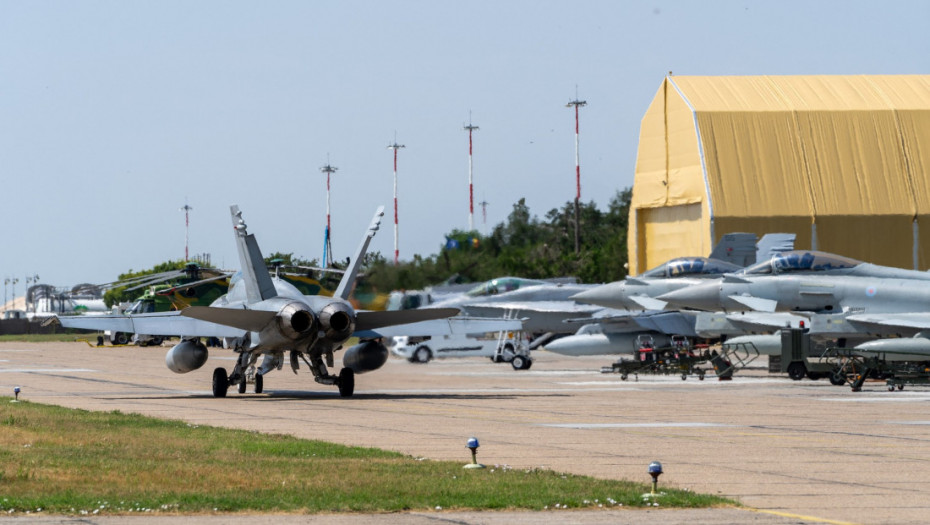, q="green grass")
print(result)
[0,400,733,515]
